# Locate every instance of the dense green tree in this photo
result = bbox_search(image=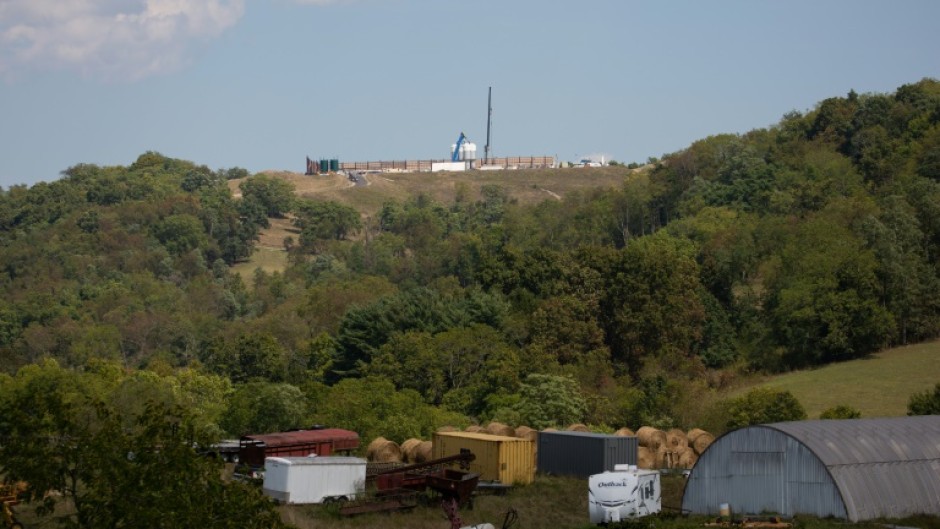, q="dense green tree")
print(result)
[492,374,587,430]
[220,381,307,436]
[366,324,521,418]
[238,174,295,218]
[595,234,705,370]
[310,376,467,444]
[0,361,285,529]
[293,198,362,246]
[724,388,807,429]
[862,195,940,343]
[152,213,208,256]
[200,332,287,383]
[526,295,607,365]
[765,205,895,367]
[335,286,508,374]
